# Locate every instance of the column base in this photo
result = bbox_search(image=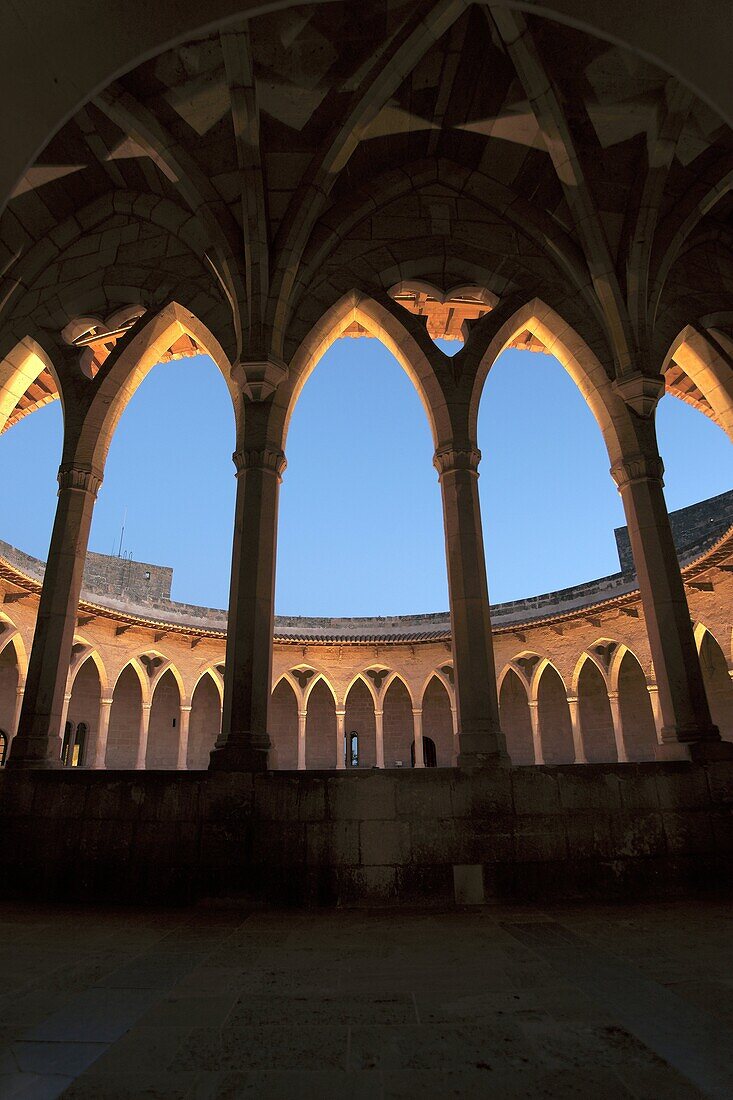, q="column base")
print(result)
[658,725,733,762]
[457,728,510,767]
[5,755,64,771]
[209,731,271,772]
[5,735,63,770]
